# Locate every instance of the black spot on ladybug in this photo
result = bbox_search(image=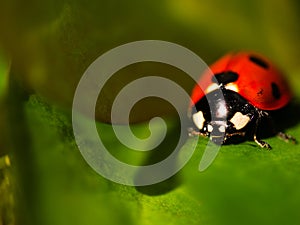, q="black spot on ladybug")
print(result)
[271,82,281,99]
[249,55,269,69]
[212,71,239,85]
[257,89,264,96]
